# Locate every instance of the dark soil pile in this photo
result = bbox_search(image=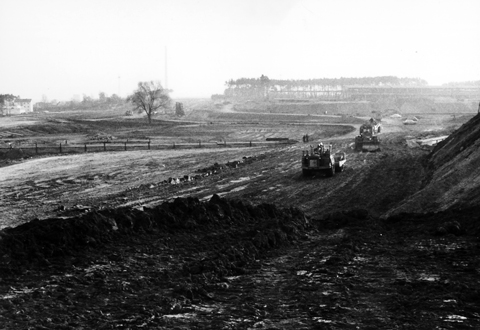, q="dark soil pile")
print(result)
[0,195,309,275]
